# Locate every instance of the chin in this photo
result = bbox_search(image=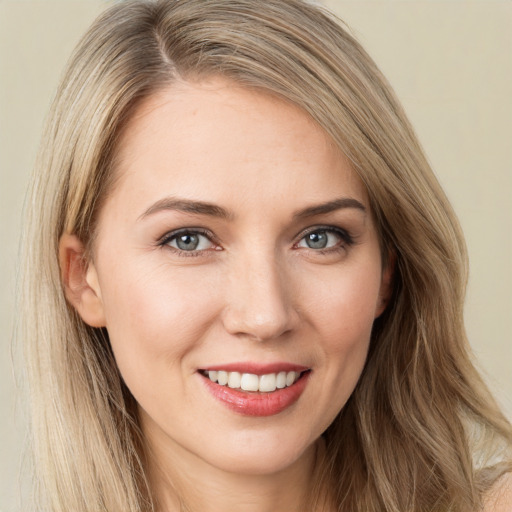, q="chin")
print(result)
[201,428,318,476]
